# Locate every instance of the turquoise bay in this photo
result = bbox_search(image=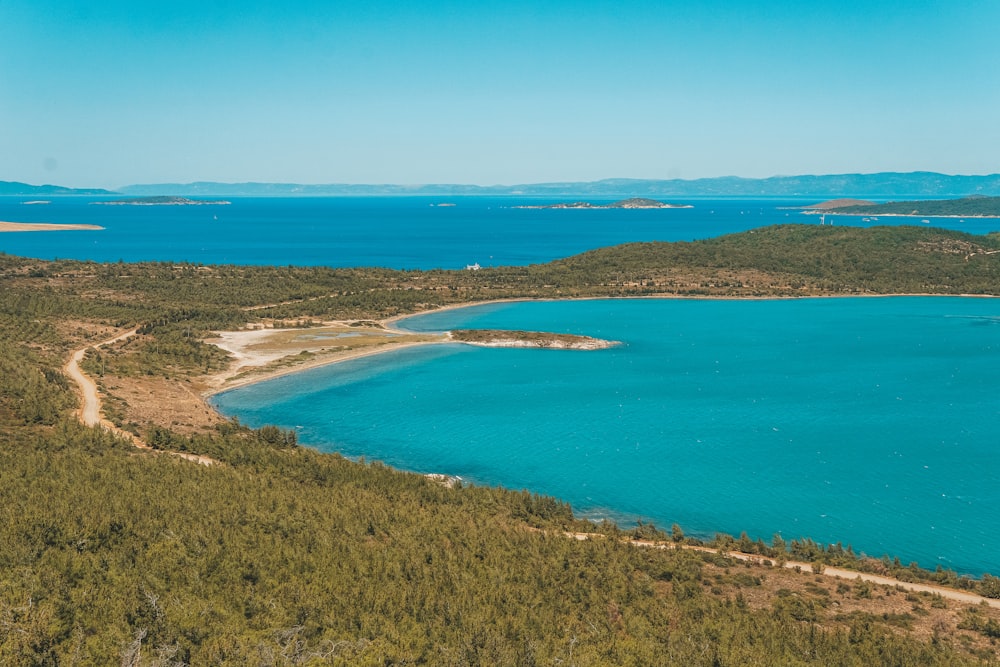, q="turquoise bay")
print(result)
[212,297,1000,575]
